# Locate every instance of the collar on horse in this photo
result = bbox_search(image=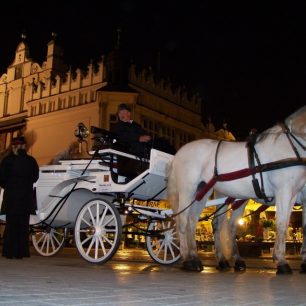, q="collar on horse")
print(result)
[246,130,272,203]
